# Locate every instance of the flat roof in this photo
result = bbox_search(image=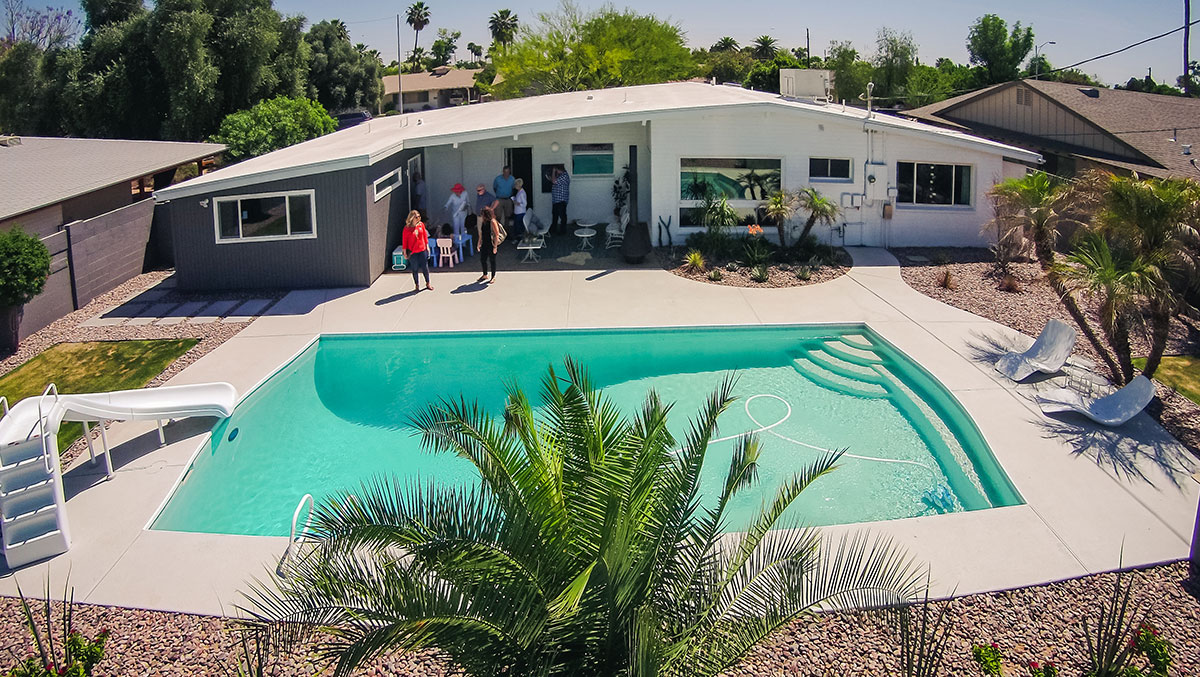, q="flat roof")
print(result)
[0,136,224,222]
[156,82,1041,201]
